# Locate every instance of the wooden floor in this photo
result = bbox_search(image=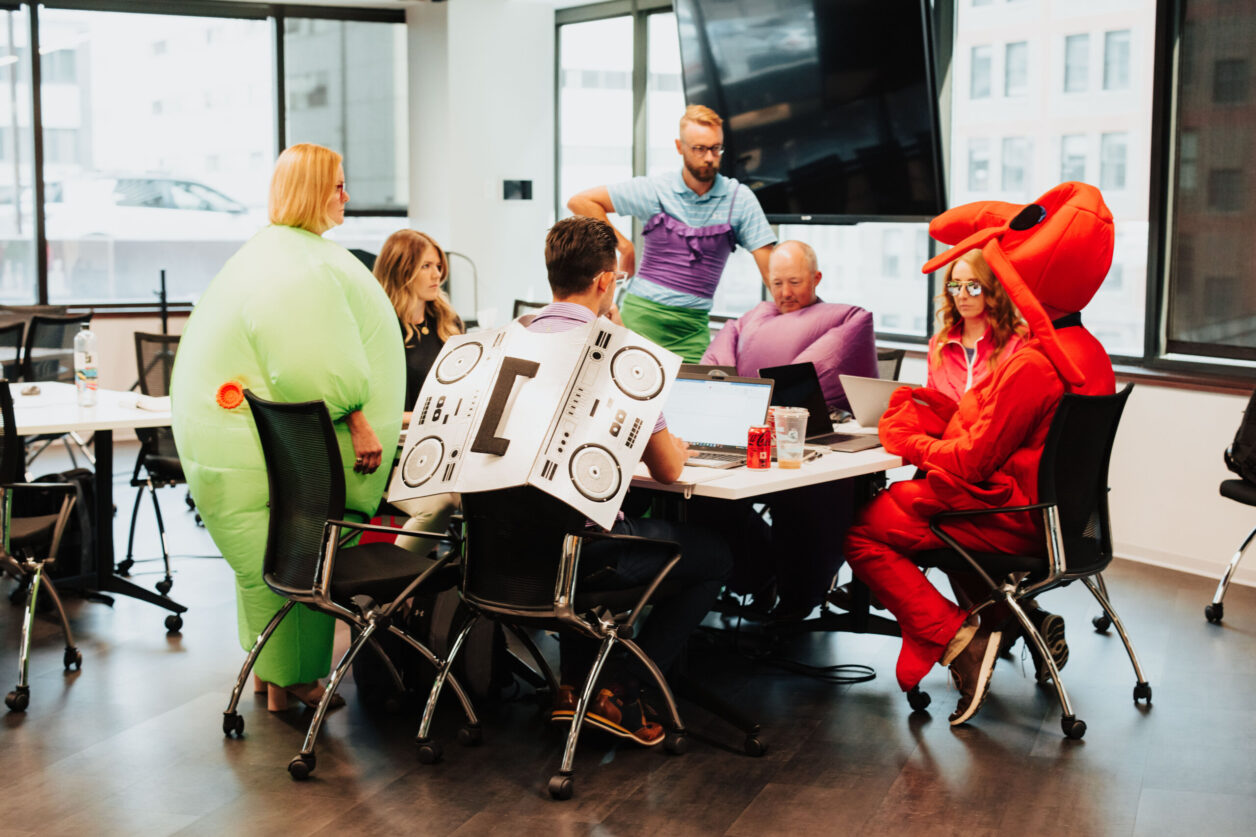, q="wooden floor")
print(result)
[3,449,1256,836]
